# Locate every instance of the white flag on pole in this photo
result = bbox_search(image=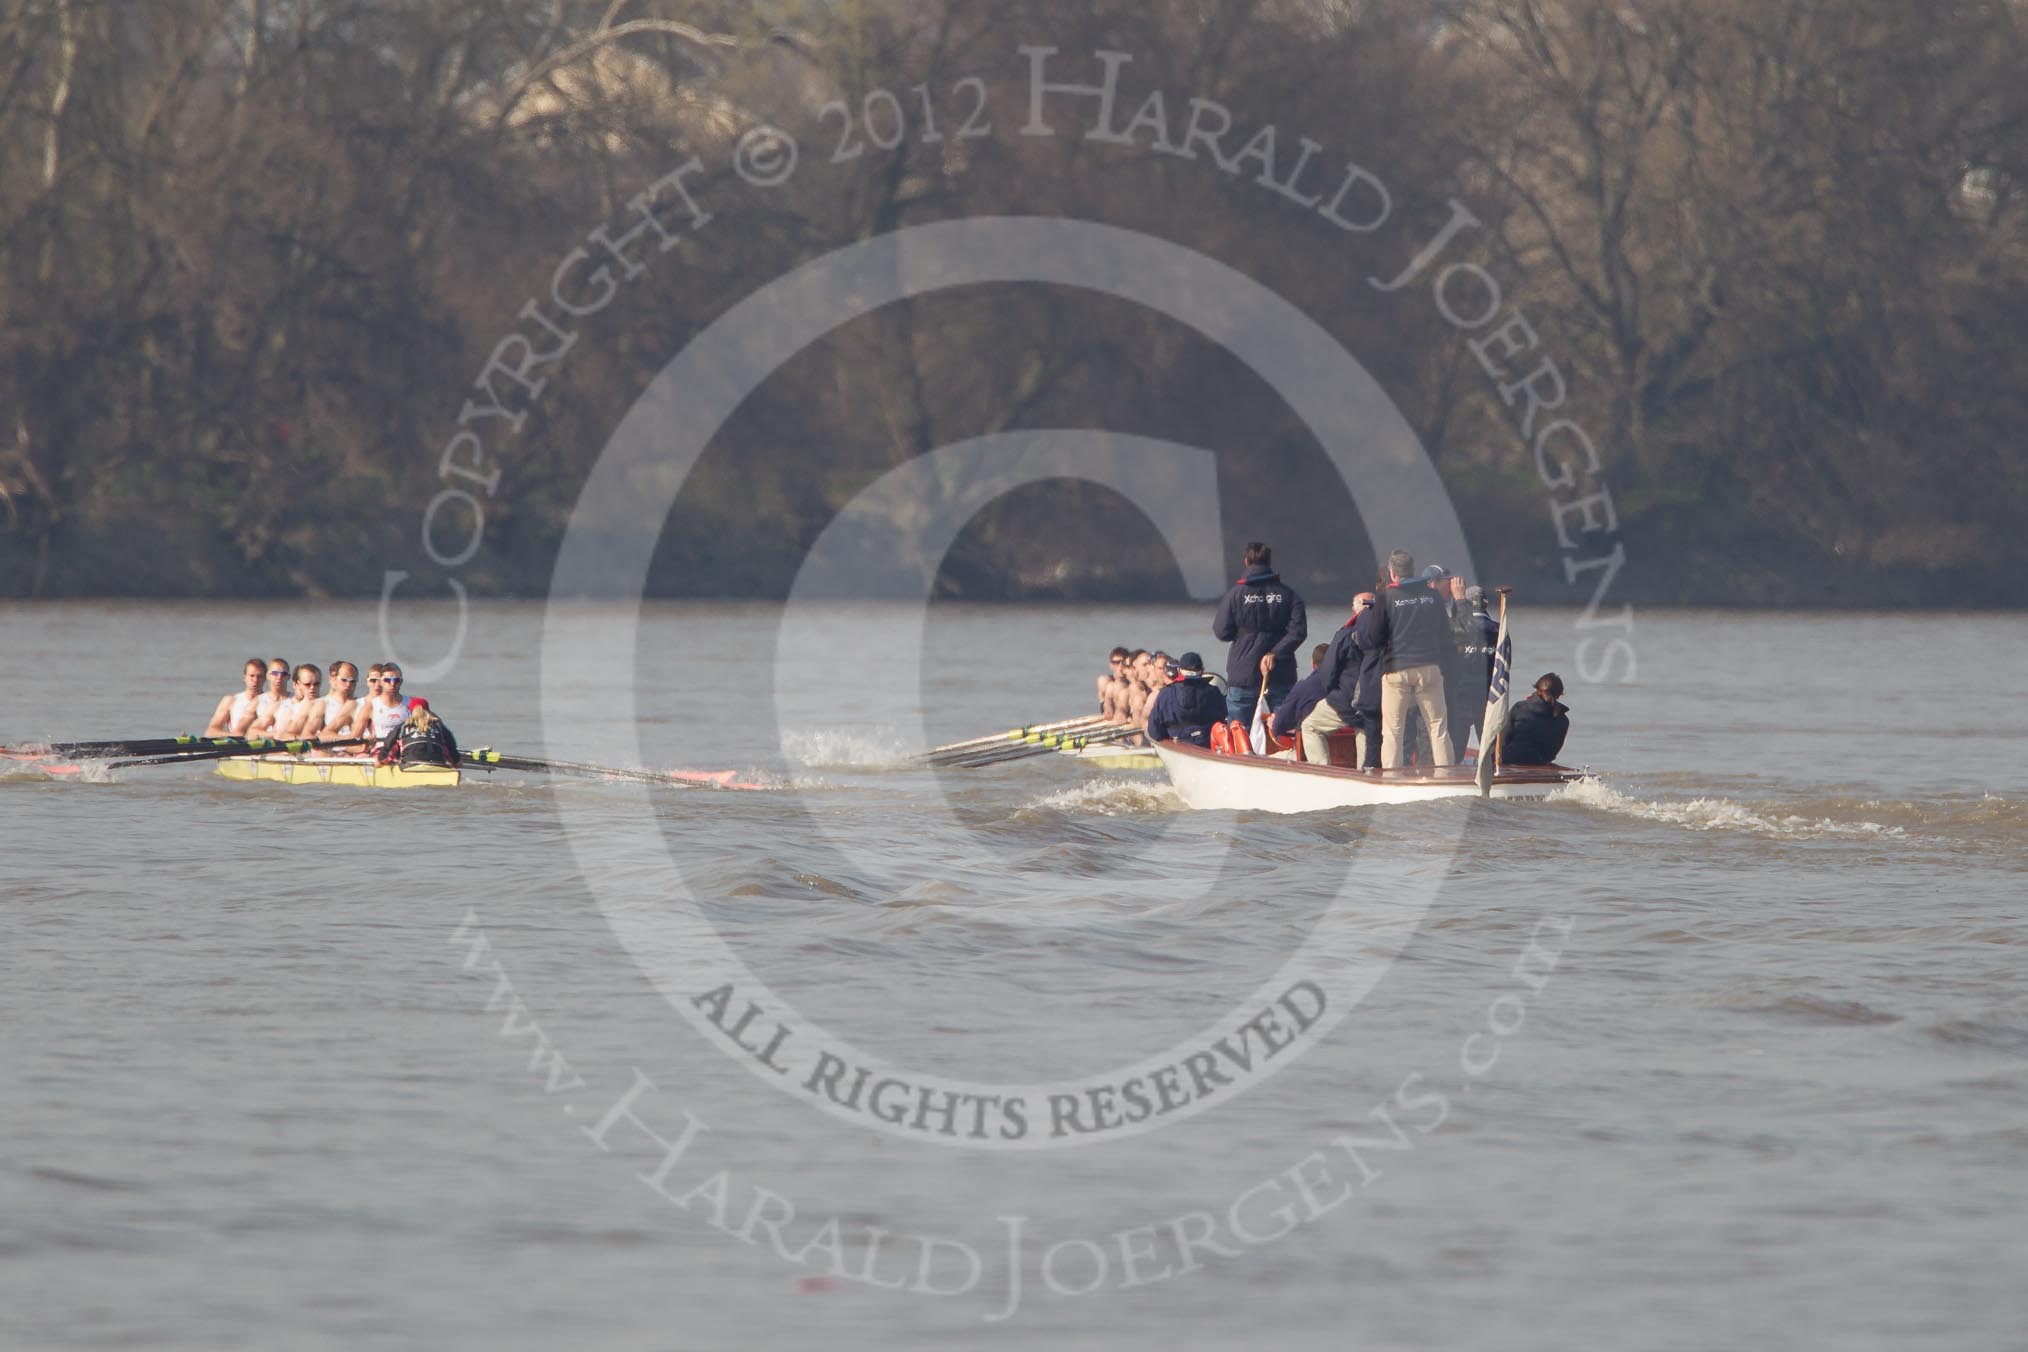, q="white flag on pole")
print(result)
[1475,609,1513,796]
[1249,688,1275,755]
